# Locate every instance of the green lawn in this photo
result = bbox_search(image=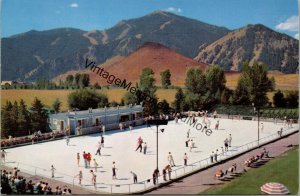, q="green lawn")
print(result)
[200,147,299,195]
